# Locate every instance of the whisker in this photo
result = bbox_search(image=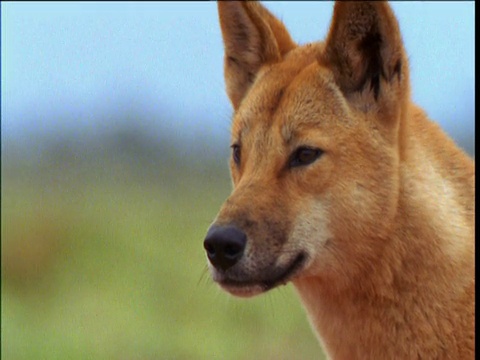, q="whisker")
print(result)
[197,264,212,287]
